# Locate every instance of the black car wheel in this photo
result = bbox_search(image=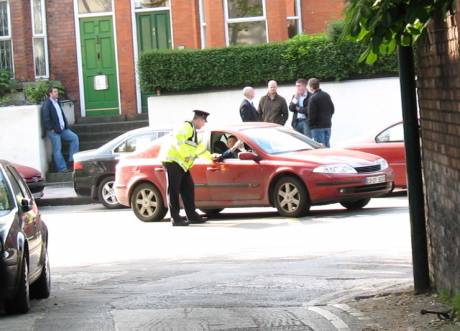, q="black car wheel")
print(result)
[5,257,30,314]
[273,176,310,218]
[131,183,167,222]
[199,208,224,215]
[340,198,371,210]
[30,251,51,299]
[98,176,122,209]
